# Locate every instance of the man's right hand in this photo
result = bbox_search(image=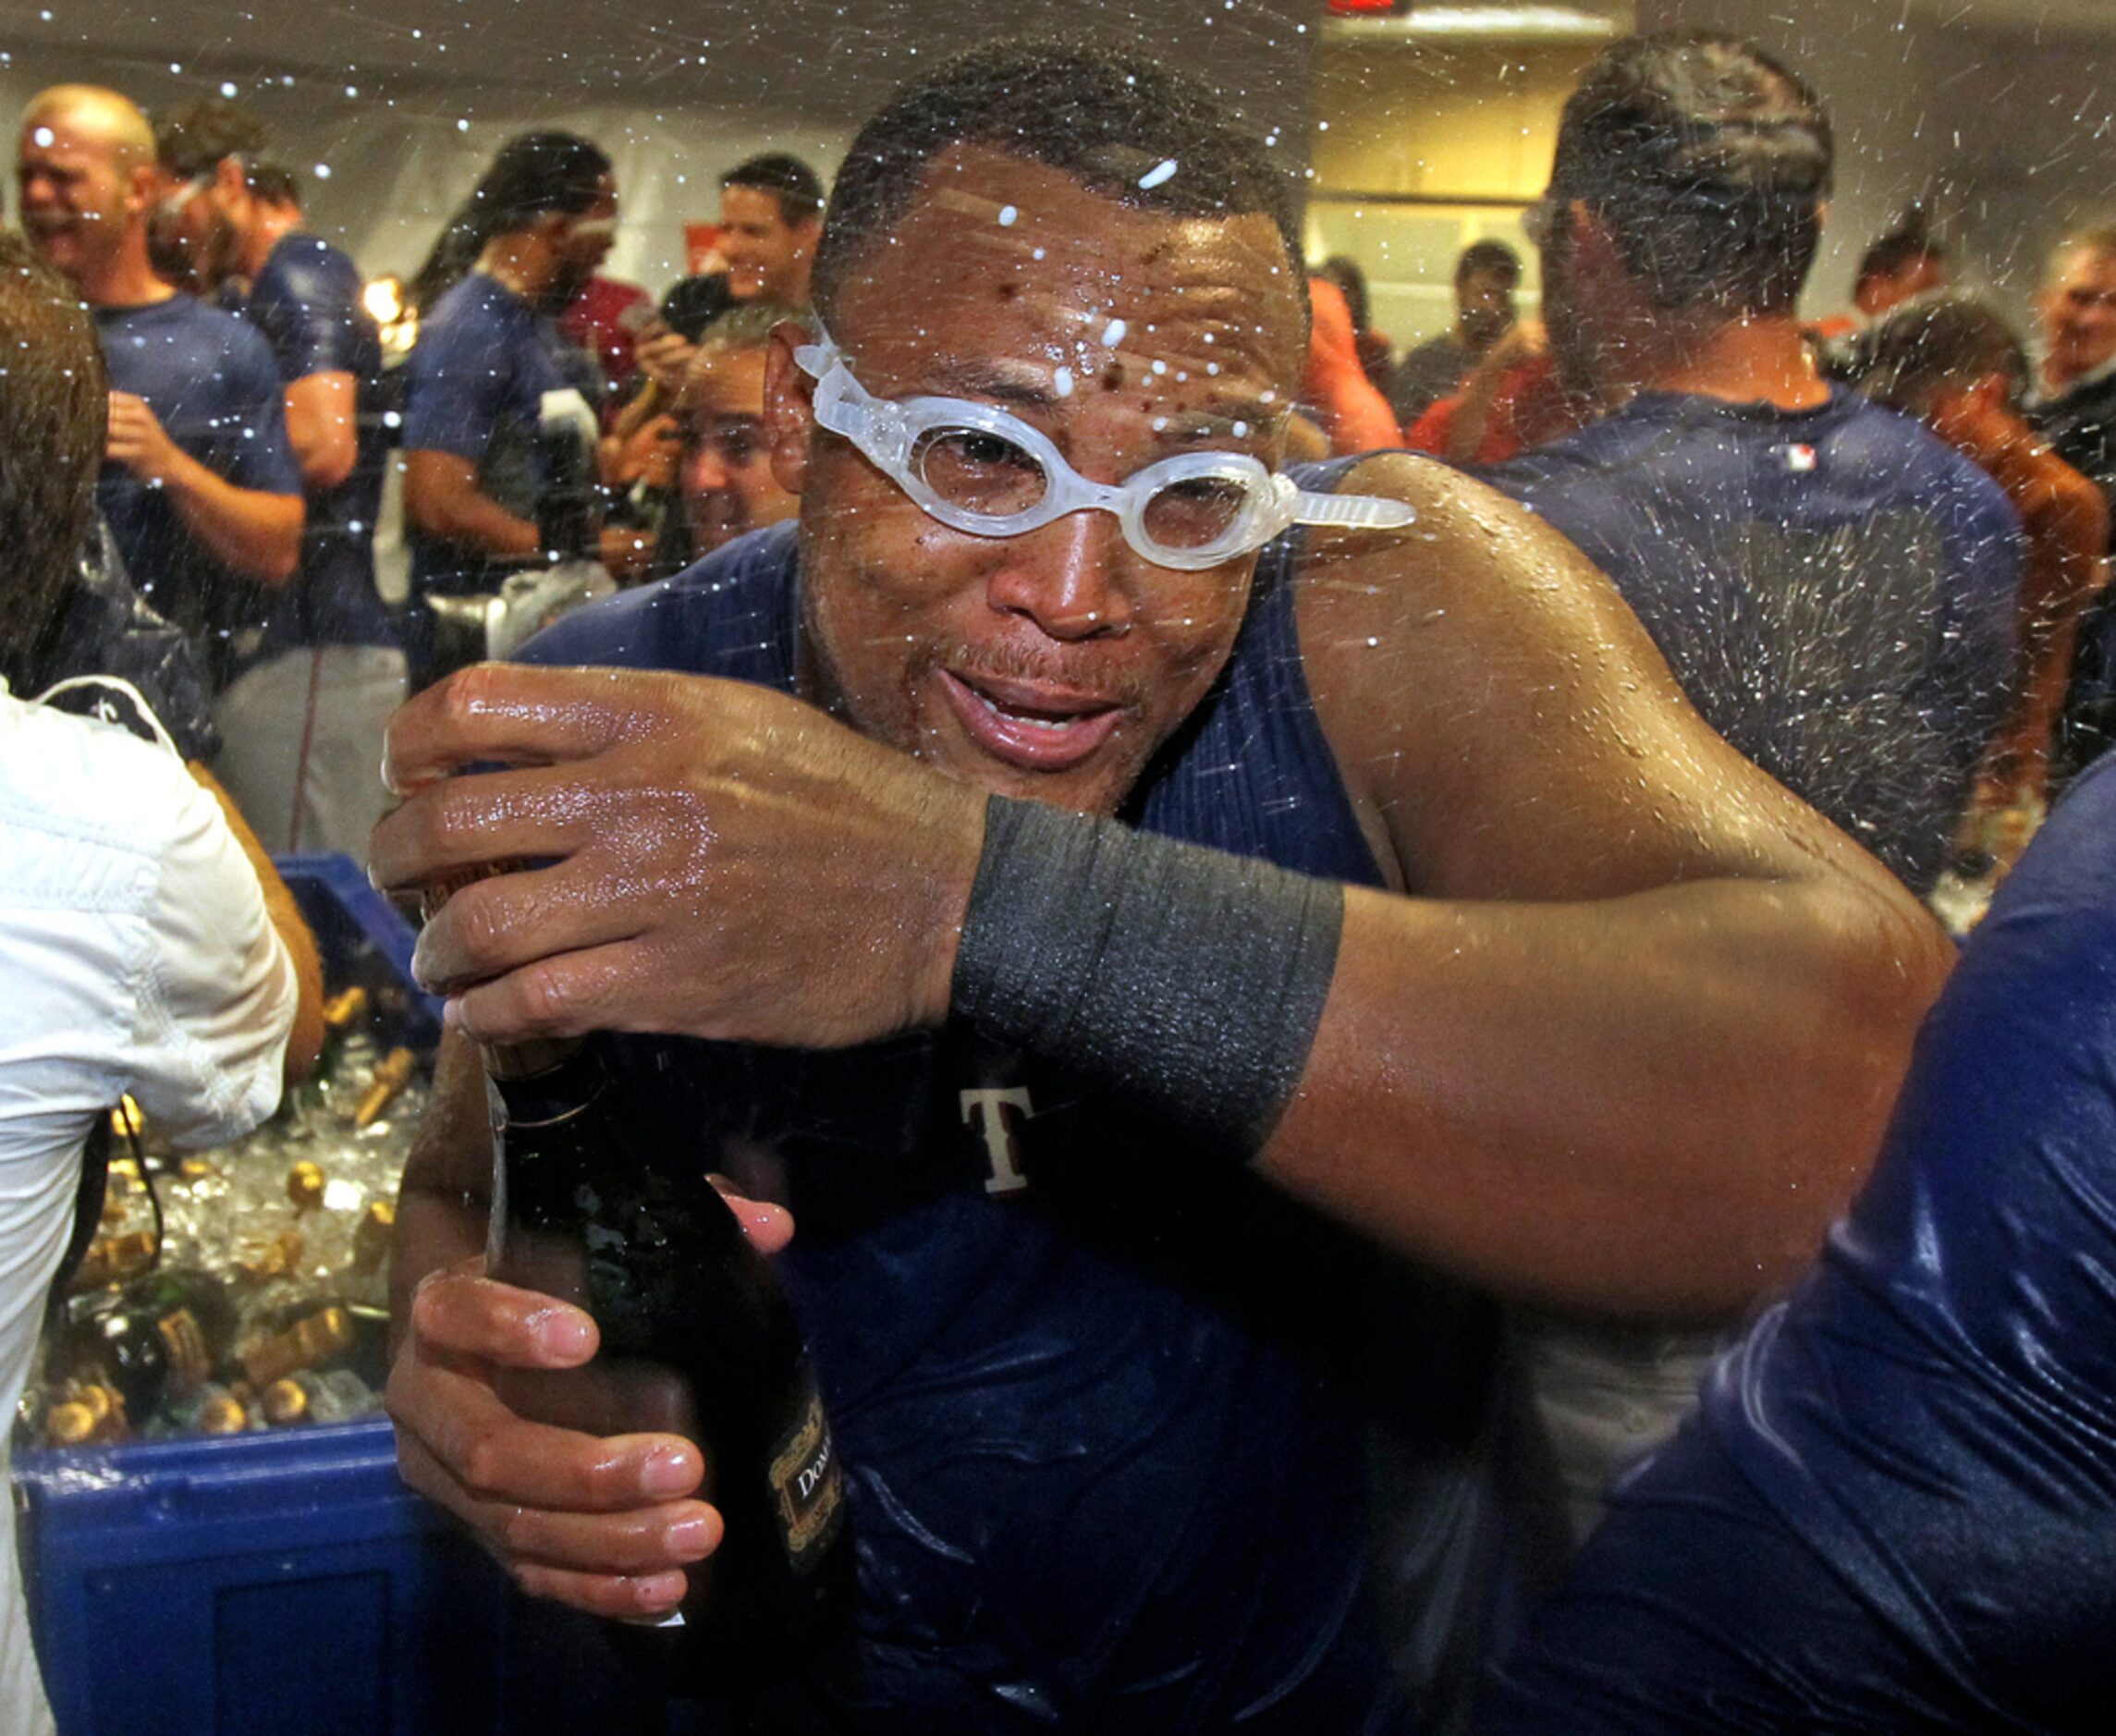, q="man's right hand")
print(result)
[386,1258,720,1618]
